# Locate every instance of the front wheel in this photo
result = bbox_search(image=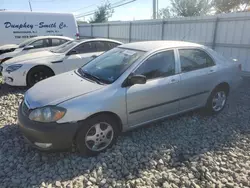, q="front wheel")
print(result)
[76,114,120,156]
[27,66,54,87]
[205,88,228,114]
